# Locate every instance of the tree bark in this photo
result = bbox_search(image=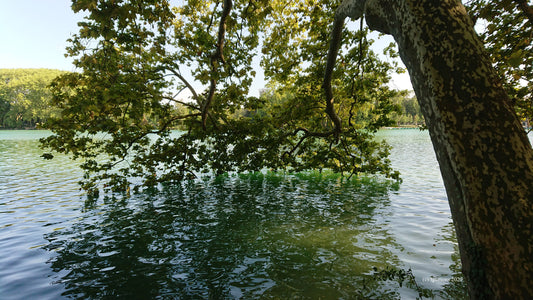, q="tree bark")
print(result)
[344,0,533,298]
